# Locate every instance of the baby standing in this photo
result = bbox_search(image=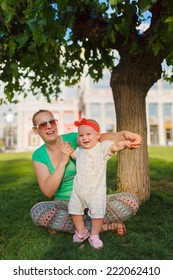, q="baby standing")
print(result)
[68,118,132,249]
